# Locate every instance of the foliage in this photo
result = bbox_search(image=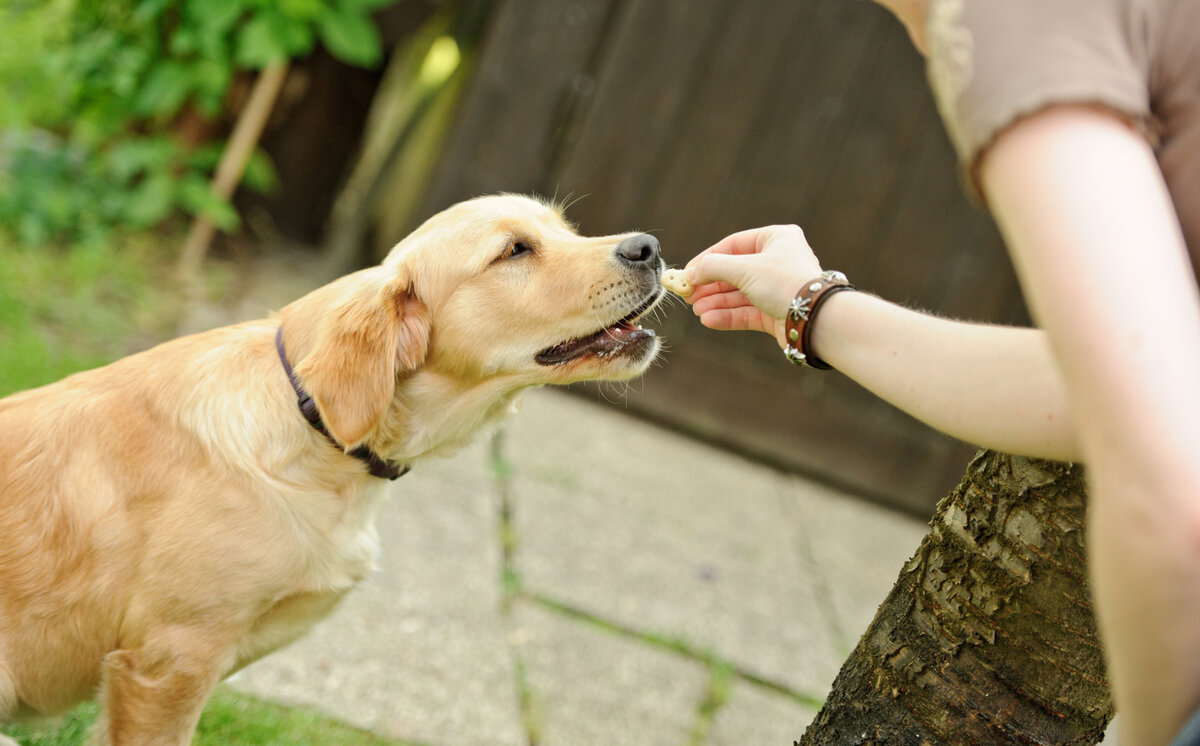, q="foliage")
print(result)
[1,686,407,745]
[0,0,396,247]
[0,233,183,396]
